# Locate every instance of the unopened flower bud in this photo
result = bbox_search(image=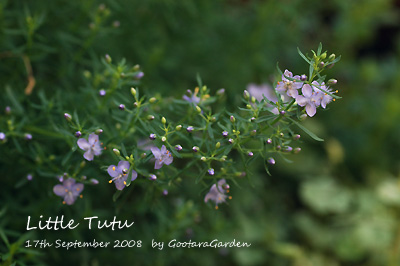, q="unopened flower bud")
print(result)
[294,147,301,154]
[99,89,106,96]
[319,62,325,68]
[176,125,182,131]
[284,146,293,152]
[279,133,284,137]
[201,156,206,161]
[149,174,157,181]
[134,72,144,79]
[187,126,194,133]
[133,64,140,71]
[243,90,250,100]
[5,106,11,115]
[250,130,257,136]
[276,145,281,151]
[196,106,202,113]
[248,151,253,157]
[163,189,168,196]
[141,153,147,158]
[64,113,72,122]
[131,87,137,96]
[300,74,307,81]
[192,146,199,152]
[321,52,327,59]
[211,117,217,122]
[230,115,235,123]
[266,138,272,144]
[328,79,337,85]
[113,148,120,156]
[27,174,33,181]
[161,136,166,142]
[105,54,112,63]
[215,142,221,149]
[133,102,138,108]
[222,131,228,138]
[267,157,276,165]
[147,115,155,120]
[119,104,125,110]
[228,138,234,144]
[246,104,252,109]
[149,97,157,103]
[300,114,307,121]
[161,117,166,124]
[149,133,156,140]
[251,96,256,103]
[95,129,103,135]
[216,88,225,95]
[328,54,336,61]
[293,134,301,140]
[208,168,215,176]
[250,117,256,122]
[175,145,182,151]
[24,133,32,140]
[279,110,286,116]
[90,178,99,185]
